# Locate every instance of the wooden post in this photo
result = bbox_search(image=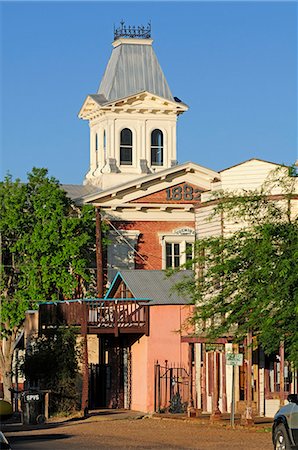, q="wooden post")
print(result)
[44,392,49,420]
[81,302,89,415]
[195,343,202,411]
[221,351,227,413]
[187,344,195,416]
[210,351,222,421]
[279,342,285,406]
[155,363,161,413]
[14,348,19,412]
[202,344,207,412]
[231,365,236,428]
[154,363,157,413]
[96,208,104,298]
[242,332,254,425]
